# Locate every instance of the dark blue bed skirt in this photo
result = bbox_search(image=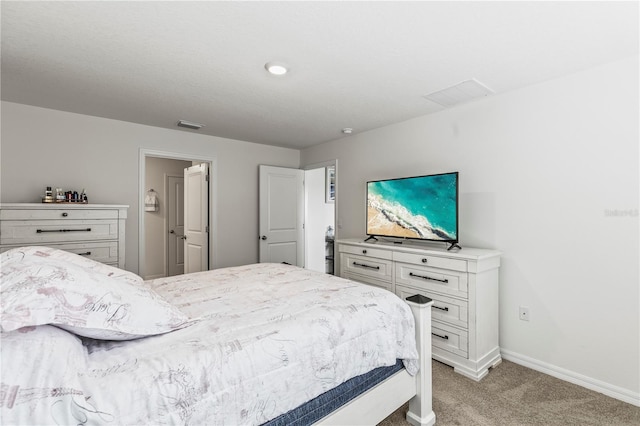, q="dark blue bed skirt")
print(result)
[263,359,405,426]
